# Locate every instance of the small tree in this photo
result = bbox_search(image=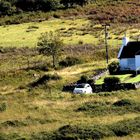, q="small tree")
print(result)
[108,61,120,75]
[37,31,64,68]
